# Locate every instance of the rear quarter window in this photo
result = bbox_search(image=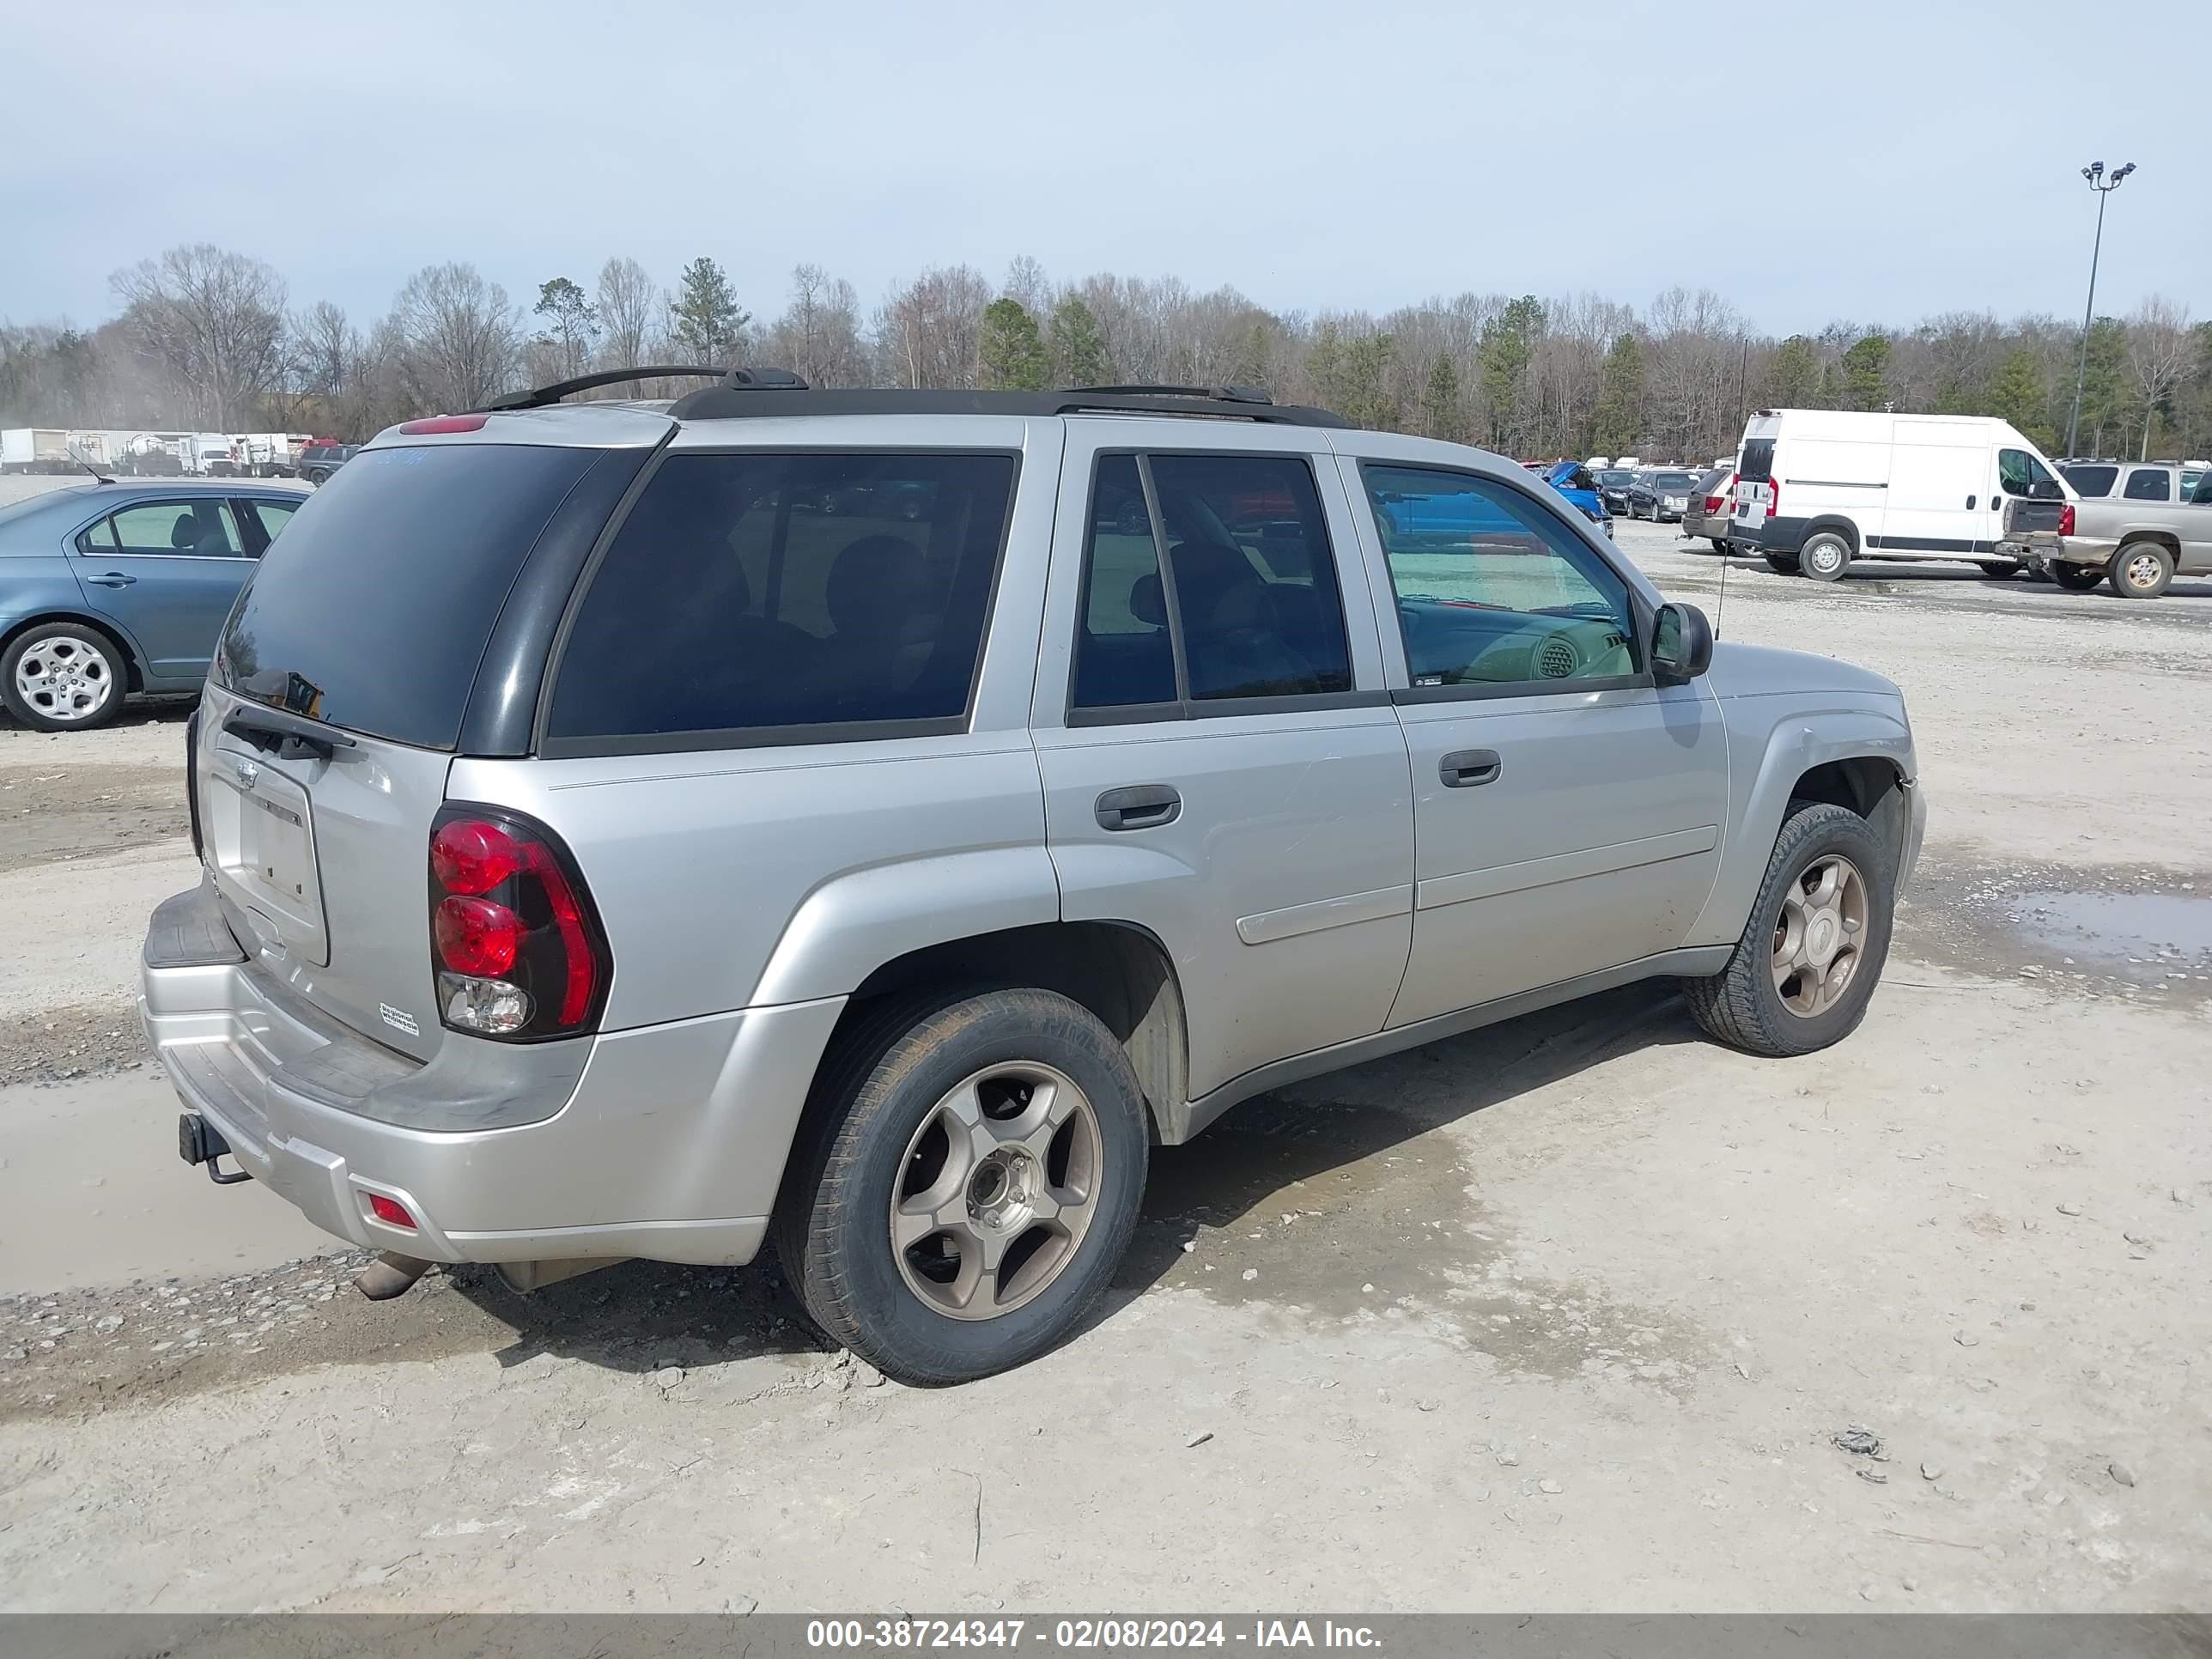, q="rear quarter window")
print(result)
[216,443,601,748]
[544,450,1018,751]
